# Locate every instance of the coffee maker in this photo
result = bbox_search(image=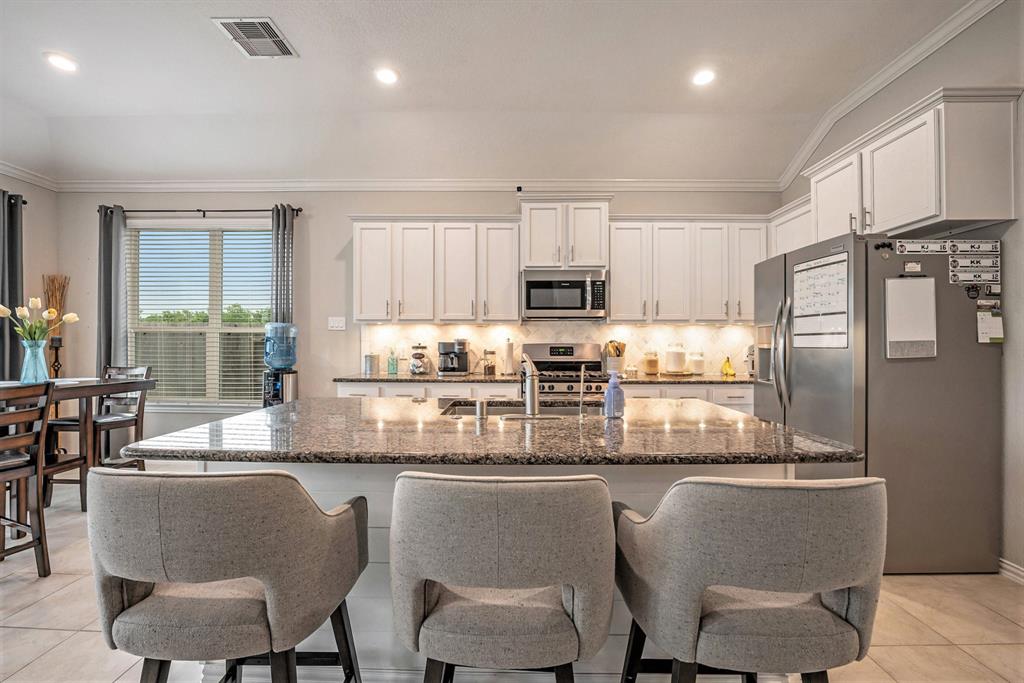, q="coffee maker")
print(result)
[437,339,470,376]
